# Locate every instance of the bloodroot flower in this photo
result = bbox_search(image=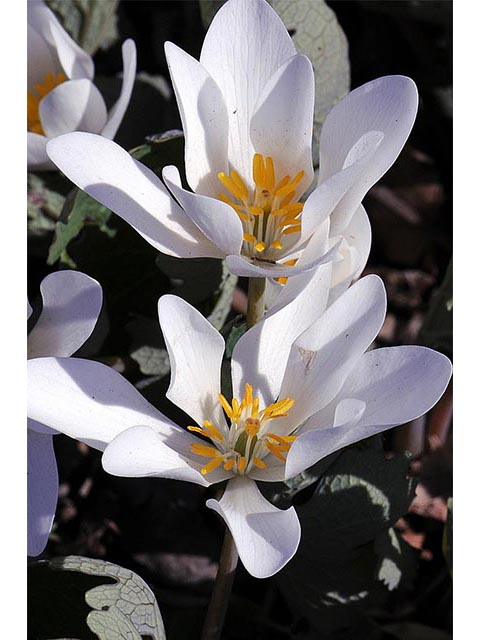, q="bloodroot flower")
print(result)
[27,274,451,576]
[45,0,417,285]
[27,270,102,555]
[27,0,136,171]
